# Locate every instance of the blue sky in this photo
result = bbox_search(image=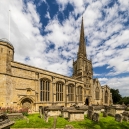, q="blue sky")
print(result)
[0,0,129,96]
